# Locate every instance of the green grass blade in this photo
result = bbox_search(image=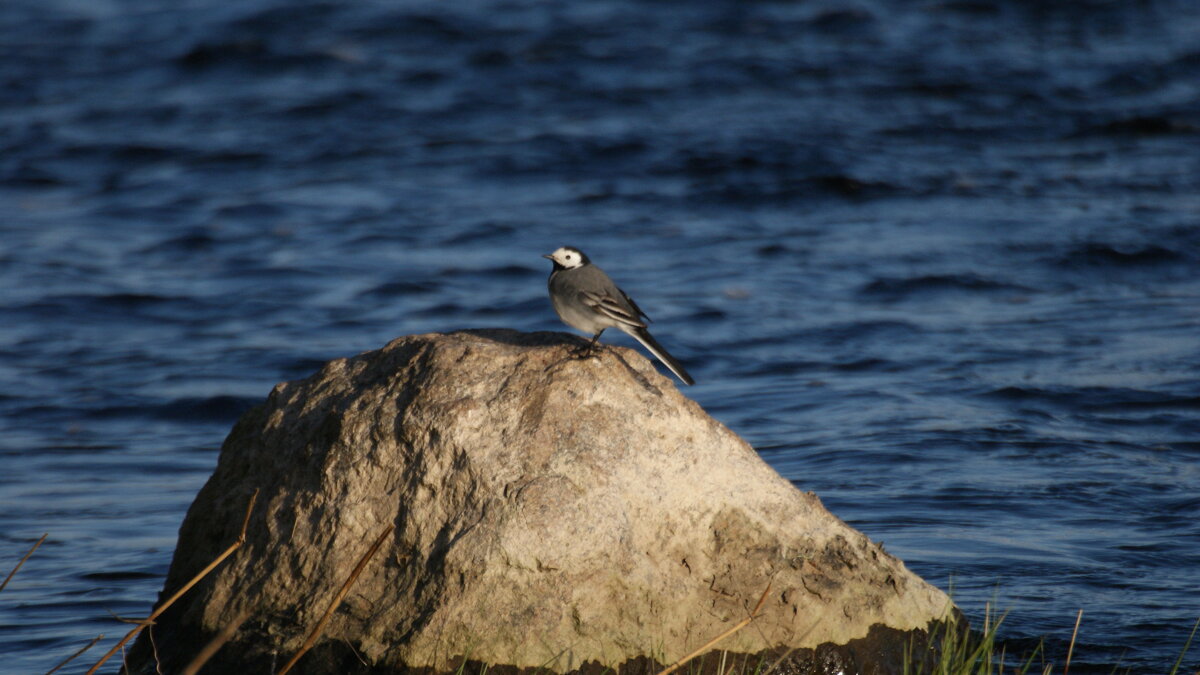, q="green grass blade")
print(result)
[1168,616,1200,675]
